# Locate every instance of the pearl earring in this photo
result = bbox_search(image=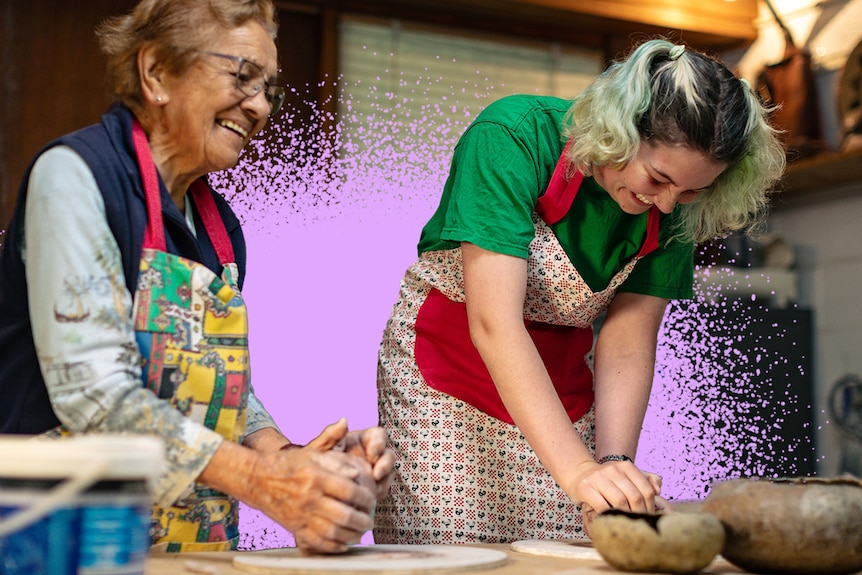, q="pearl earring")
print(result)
[156,96,162,102]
